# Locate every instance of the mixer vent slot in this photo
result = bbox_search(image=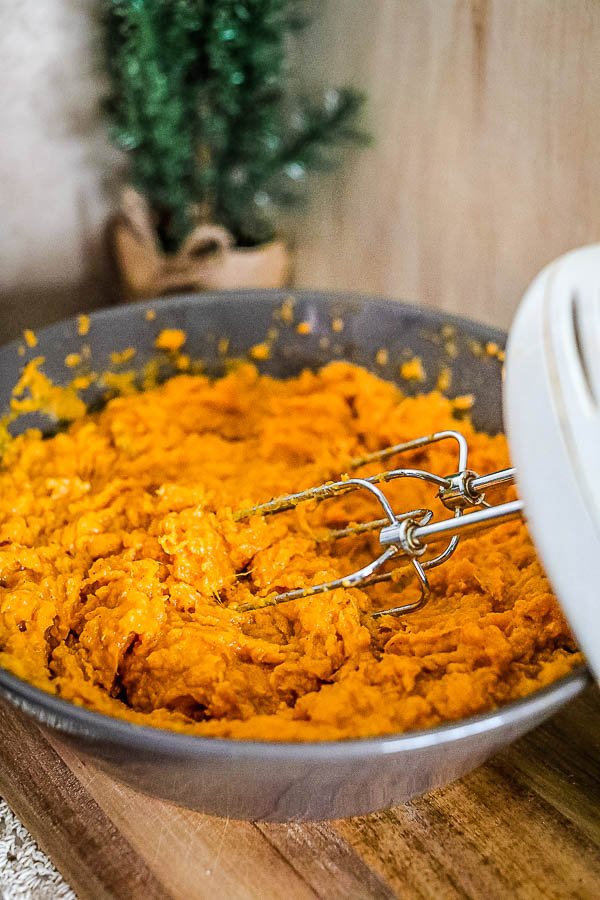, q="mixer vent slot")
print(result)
[571,292,598,408]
